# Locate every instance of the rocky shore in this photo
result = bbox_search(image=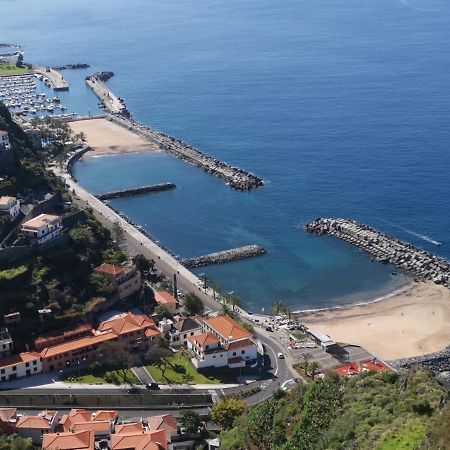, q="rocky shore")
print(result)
[96,182,176,200]
[183,244,266,268]
[109,115,264,191]
[306,218,450,287]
